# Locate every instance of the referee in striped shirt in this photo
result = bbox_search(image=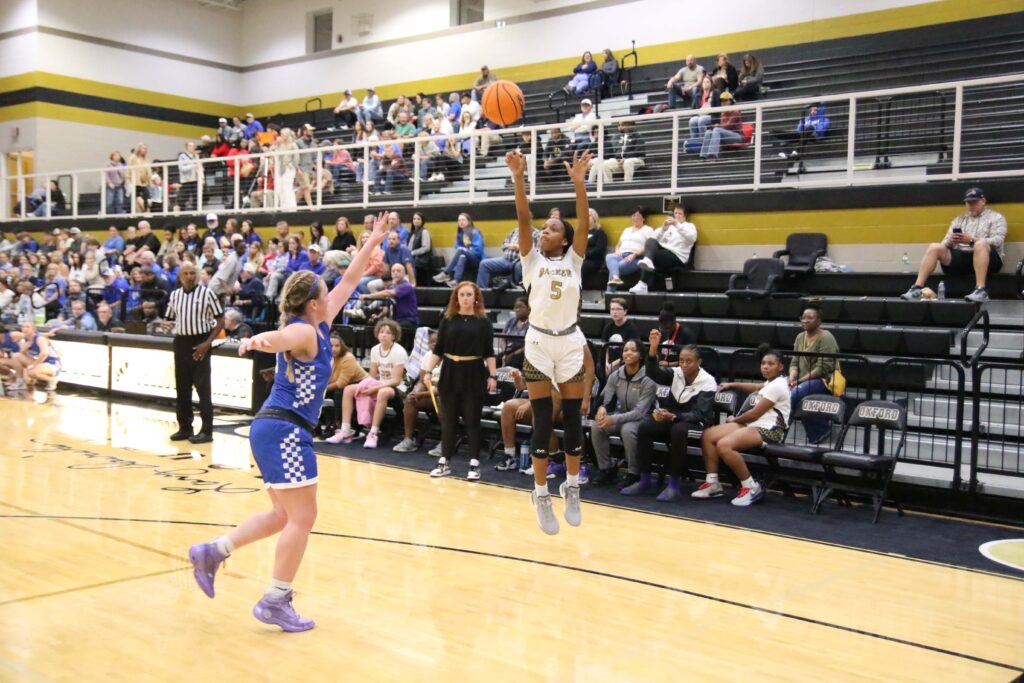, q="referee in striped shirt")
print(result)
[166,262,225,444]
